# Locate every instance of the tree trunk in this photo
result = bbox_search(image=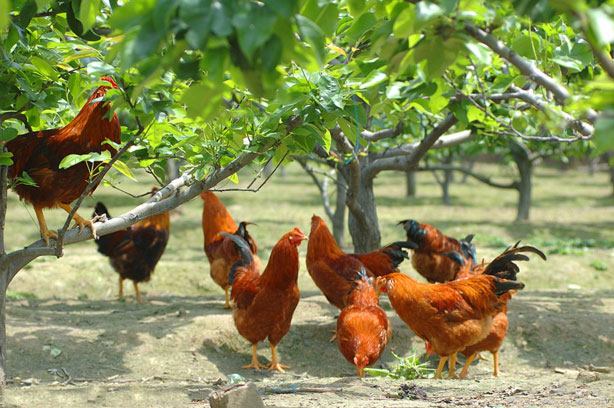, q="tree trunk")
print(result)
[0,272,6,388]
[441,152,454,205]
[332,177,347,247]
[511,141,532,221]
[405,171,416,197]
[347,176,381,253]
